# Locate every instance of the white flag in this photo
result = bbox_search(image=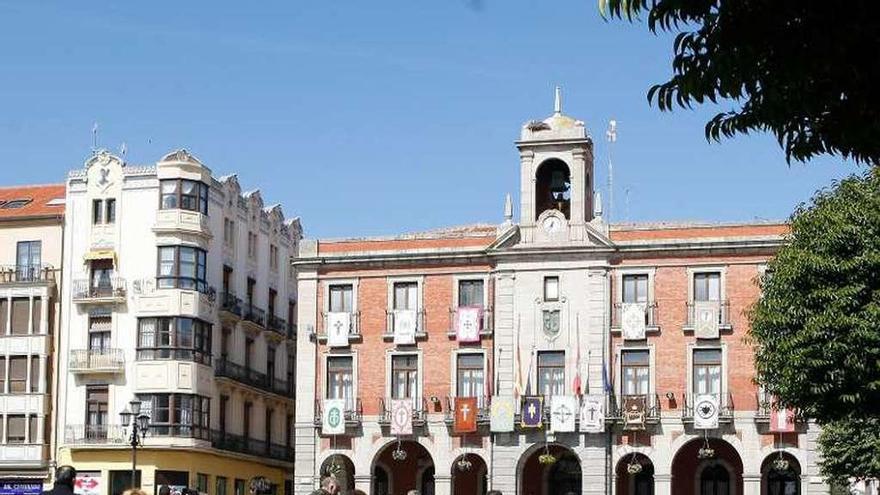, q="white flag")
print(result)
[322,399,346,435]
[550,396,578,433]
[694,394,719,429]
[326,312,351,348]
[580,395,605,433]
[393,310,417,345]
